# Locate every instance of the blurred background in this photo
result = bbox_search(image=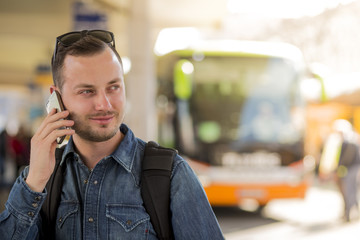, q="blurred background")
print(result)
[1,0,360,238]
